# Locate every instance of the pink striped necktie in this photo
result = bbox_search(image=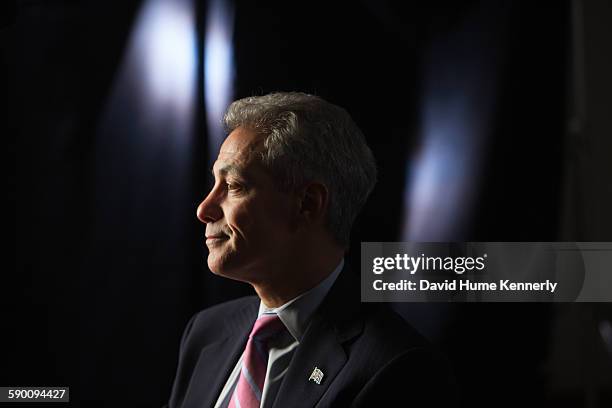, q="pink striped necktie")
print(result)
[228,313,286,408]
